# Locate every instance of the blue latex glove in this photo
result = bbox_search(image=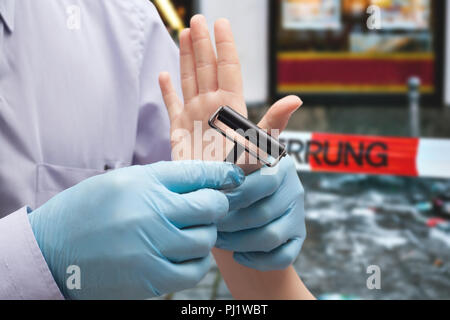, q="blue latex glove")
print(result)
[216,156,306,271]
[28,161,244,299]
